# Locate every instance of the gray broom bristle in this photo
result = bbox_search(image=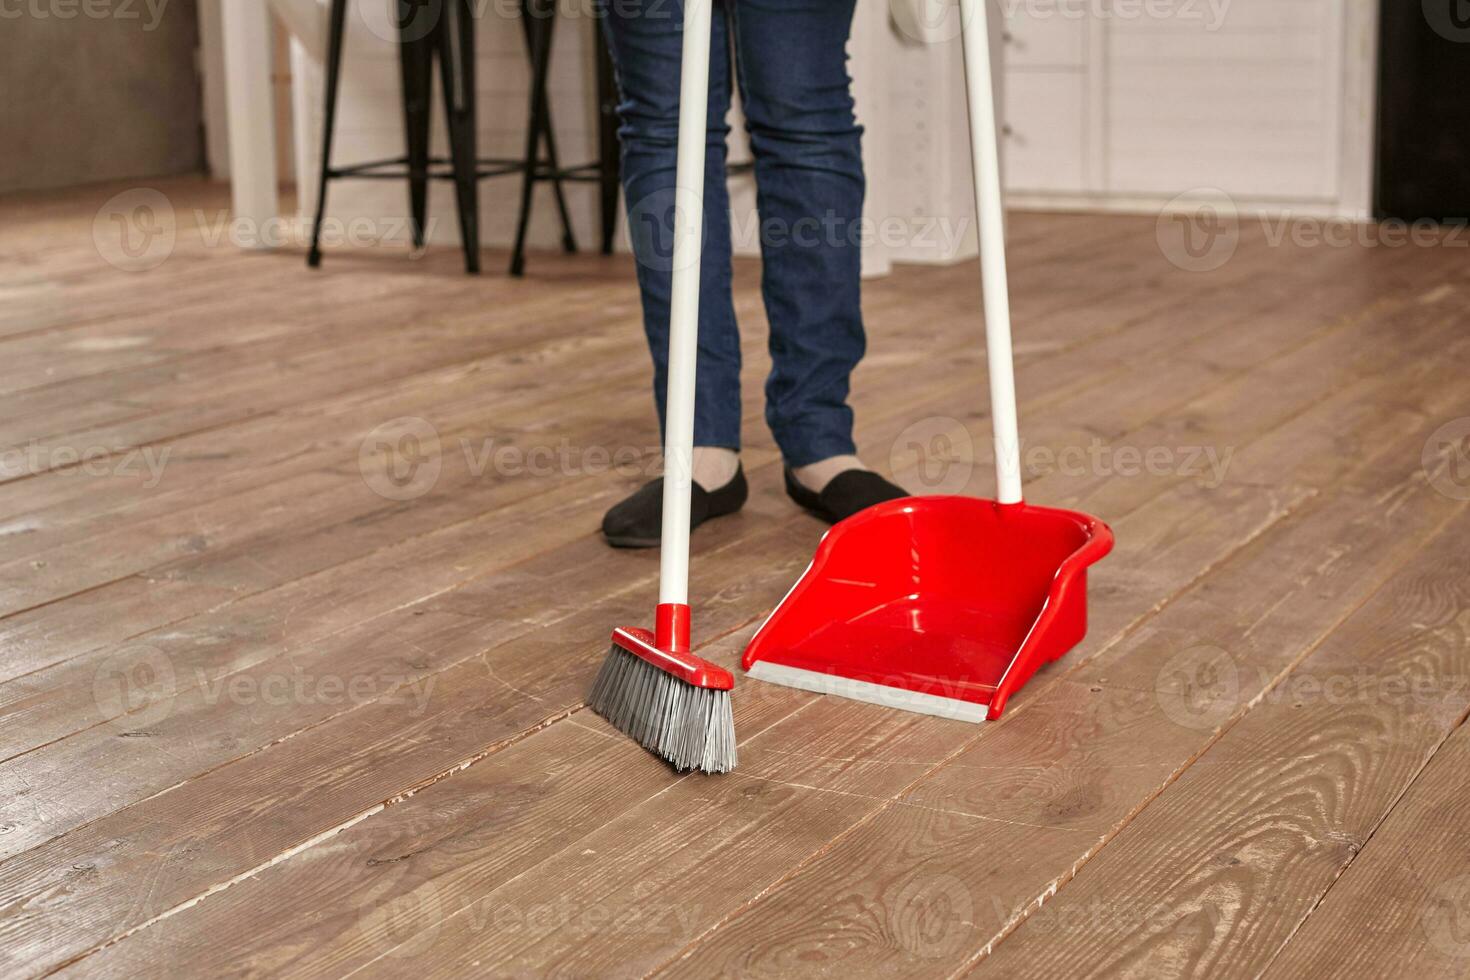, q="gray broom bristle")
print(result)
[588,642,737,774]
